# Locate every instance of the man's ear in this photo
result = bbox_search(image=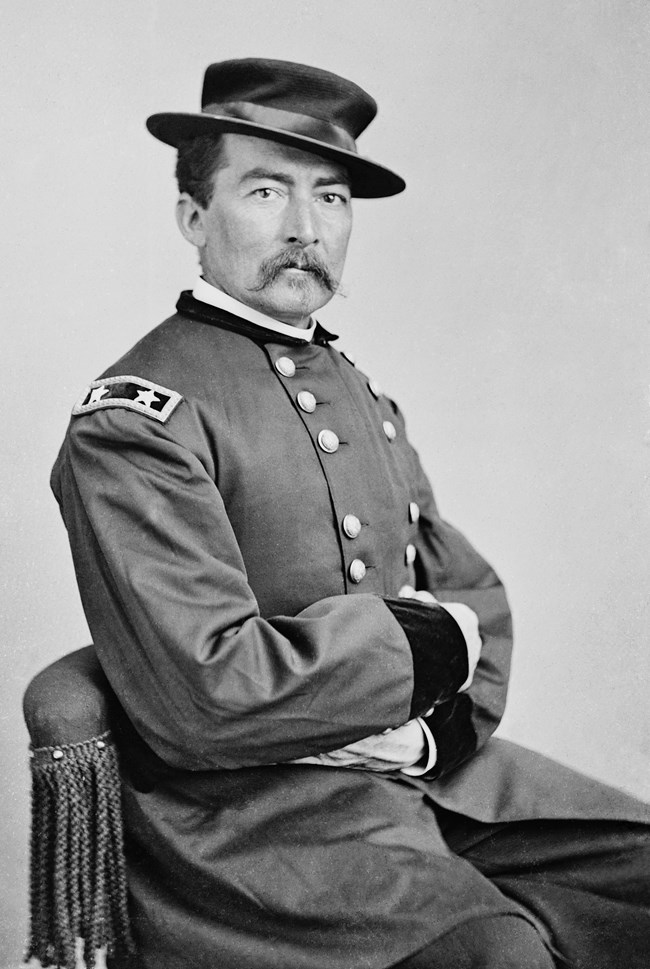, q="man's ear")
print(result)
[176,193,207,248]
